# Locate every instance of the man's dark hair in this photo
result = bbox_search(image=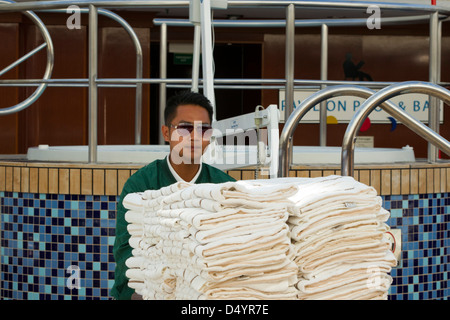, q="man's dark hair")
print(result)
[164,91,214,125]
